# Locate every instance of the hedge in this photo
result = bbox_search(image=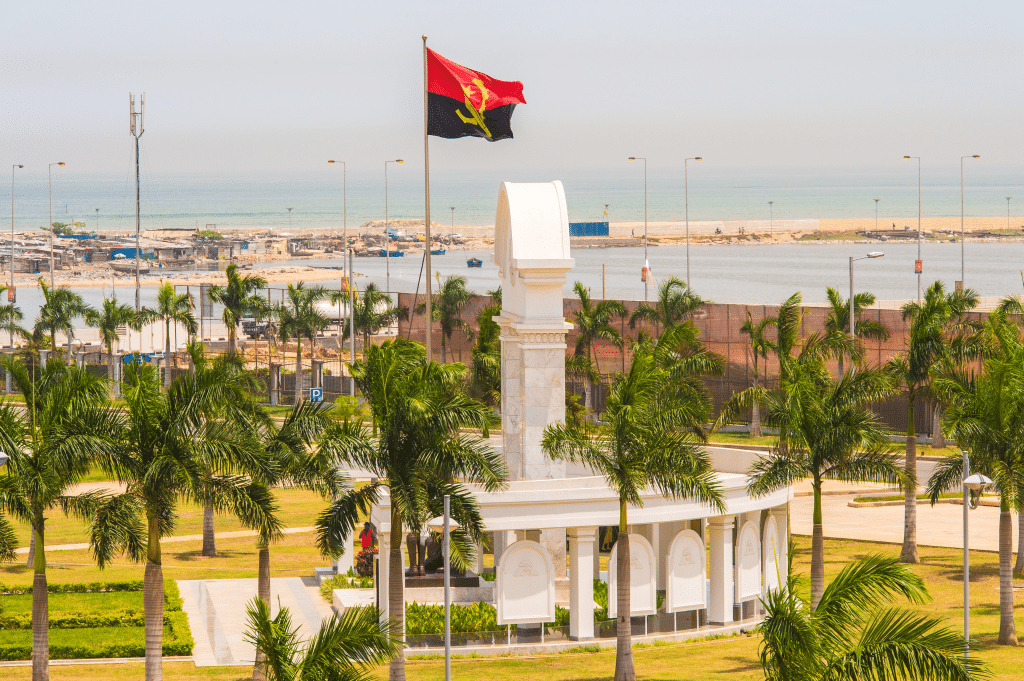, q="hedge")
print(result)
[0,580,144,595]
